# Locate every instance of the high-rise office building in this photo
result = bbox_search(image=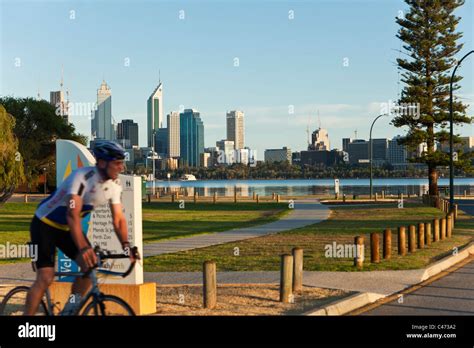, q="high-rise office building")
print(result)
[388,135,408,166]
[216,139,235,165]
[180,109,204,167]
[155,128,169,158]
[309,128,330,151]
[117,119,139,148]
[50,91,69,124]
[50,69,69,124]
[264,147,292,164]
[167,111,180,157]
[226,110,245,149]
[147,82,163,148]
[91,80,114,141]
